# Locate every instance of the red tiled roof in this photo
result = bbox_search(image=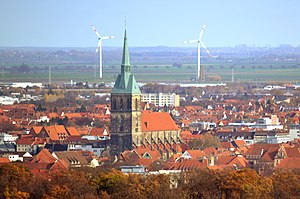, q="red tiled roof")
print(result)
[89,127,107,136]
[64,113,82,119]
[276,158,300,169]
[30,126,43,135]
[0,157,10,163]
[66,127,80,136]
[16,137,35,145]
[286,147,300,158]
[184,150,206,159]
[141,111,179,132]
[31,149,57,164]
[42,125,68,141]
[167,159,207,170]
